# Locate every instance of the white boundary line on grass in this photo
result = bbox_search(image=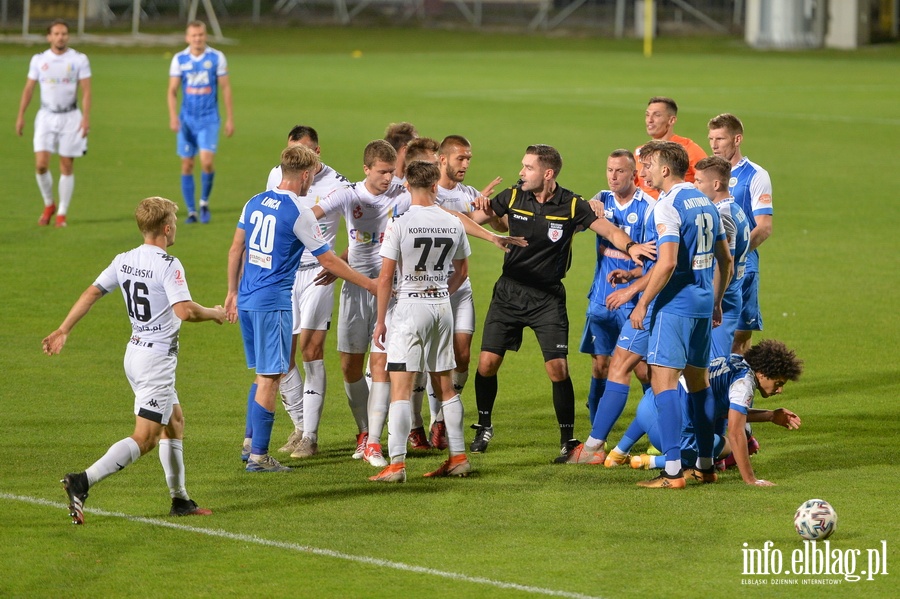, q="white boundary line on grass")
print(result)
[3,492,602,599]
